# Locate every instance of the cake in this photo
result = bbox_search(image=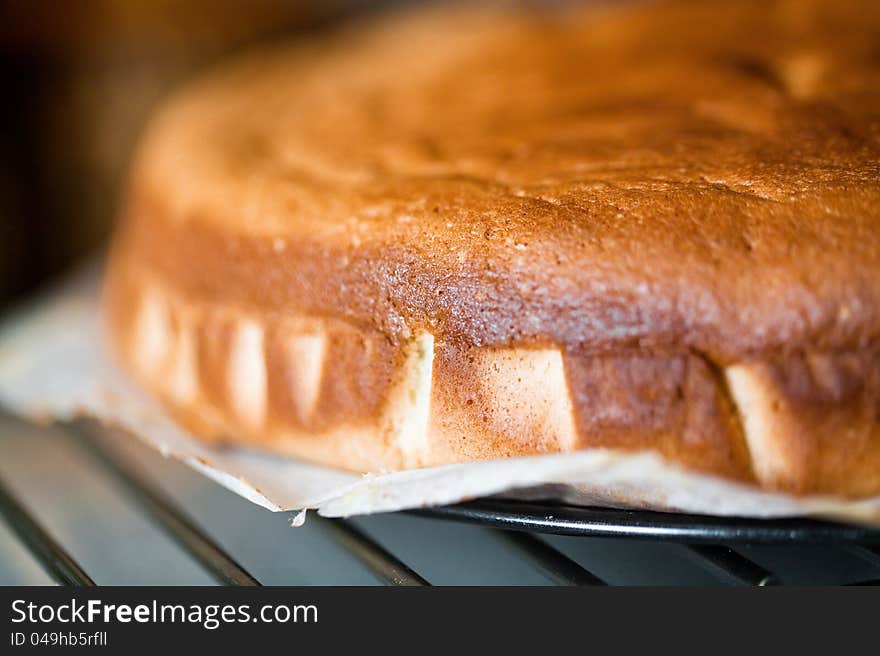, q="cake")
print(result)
[102,0,880,495]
